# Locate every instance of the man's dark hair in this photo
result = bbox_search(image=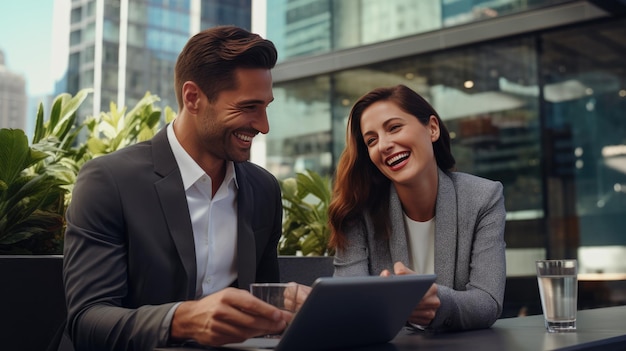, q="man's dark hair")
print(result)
[174,25,278,108]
